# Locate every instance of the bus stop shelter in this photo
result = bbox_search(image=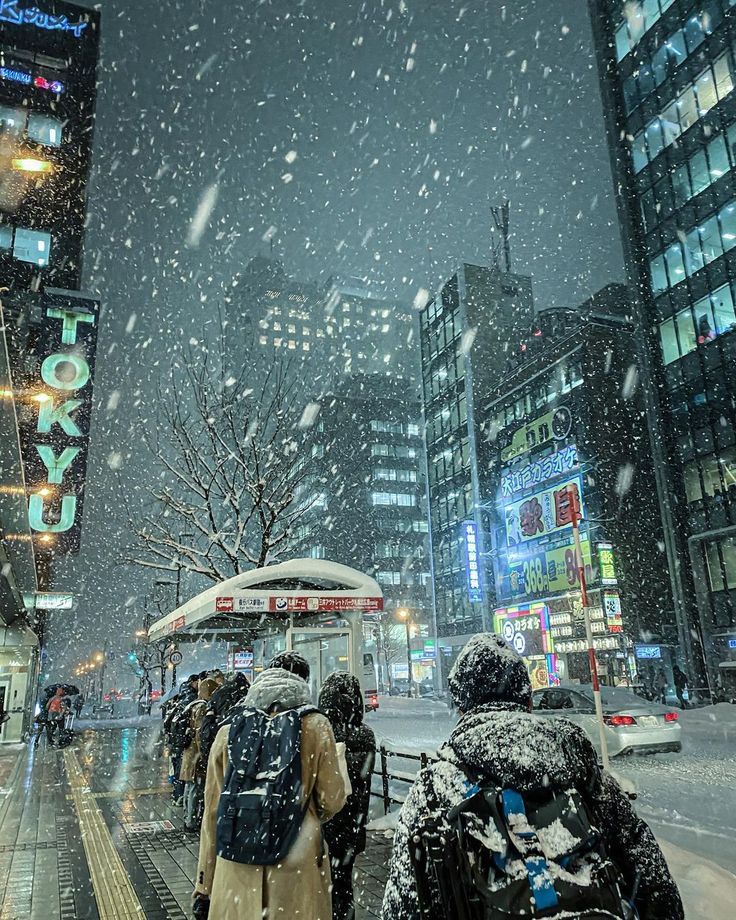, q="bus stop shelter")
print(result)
[148,559,383,691]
